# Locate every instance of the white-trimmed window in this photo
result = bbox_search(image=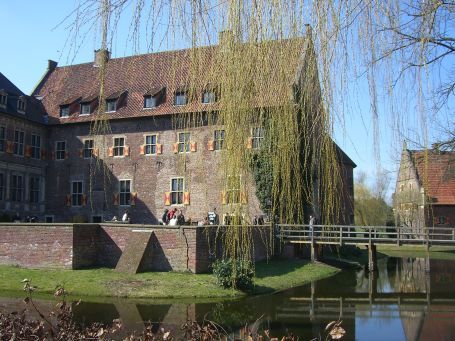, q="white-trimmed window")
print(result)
[31,134,41,159]
[174,91,187,106]
[202,90,216,104]
[170,177,184,205]
[83,139,94,158]
[80,103,91,115]
[10,174,23,202]
[17,98,26,113]
[55,141,66,160]
[0,126,5,152]
[13,130,24,156]
[252,127,264,149]
[60,105,70,118]
[0,173,4,200]
[106,99,117,112]
[144,95,157,109]
[119,180,131,206]
[178,132,190,153]
[226,176,241,204]
[214,130,225,150]
[71,181,83,206]
[113,137,124,157]
[0,93,6,107]
[145,134,157,155]
[29,177,40,203]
